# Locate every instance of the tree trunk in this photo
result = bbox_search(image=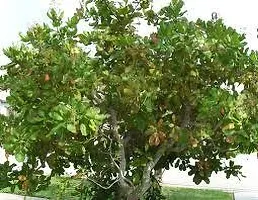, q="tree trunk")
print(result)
[116,184,139,200]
